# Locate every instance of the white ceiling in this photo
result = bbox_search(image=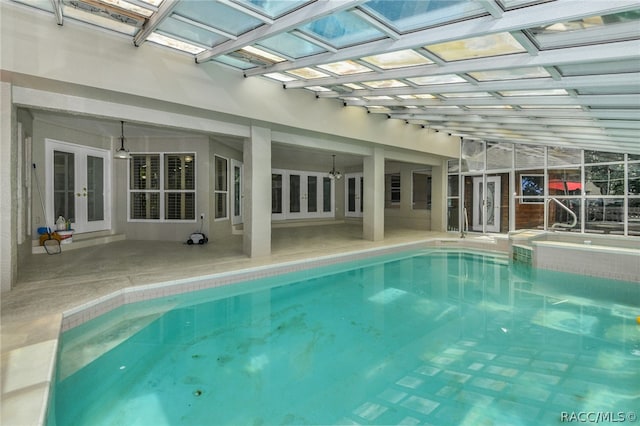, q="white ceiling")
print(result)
[12,0,640,154]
